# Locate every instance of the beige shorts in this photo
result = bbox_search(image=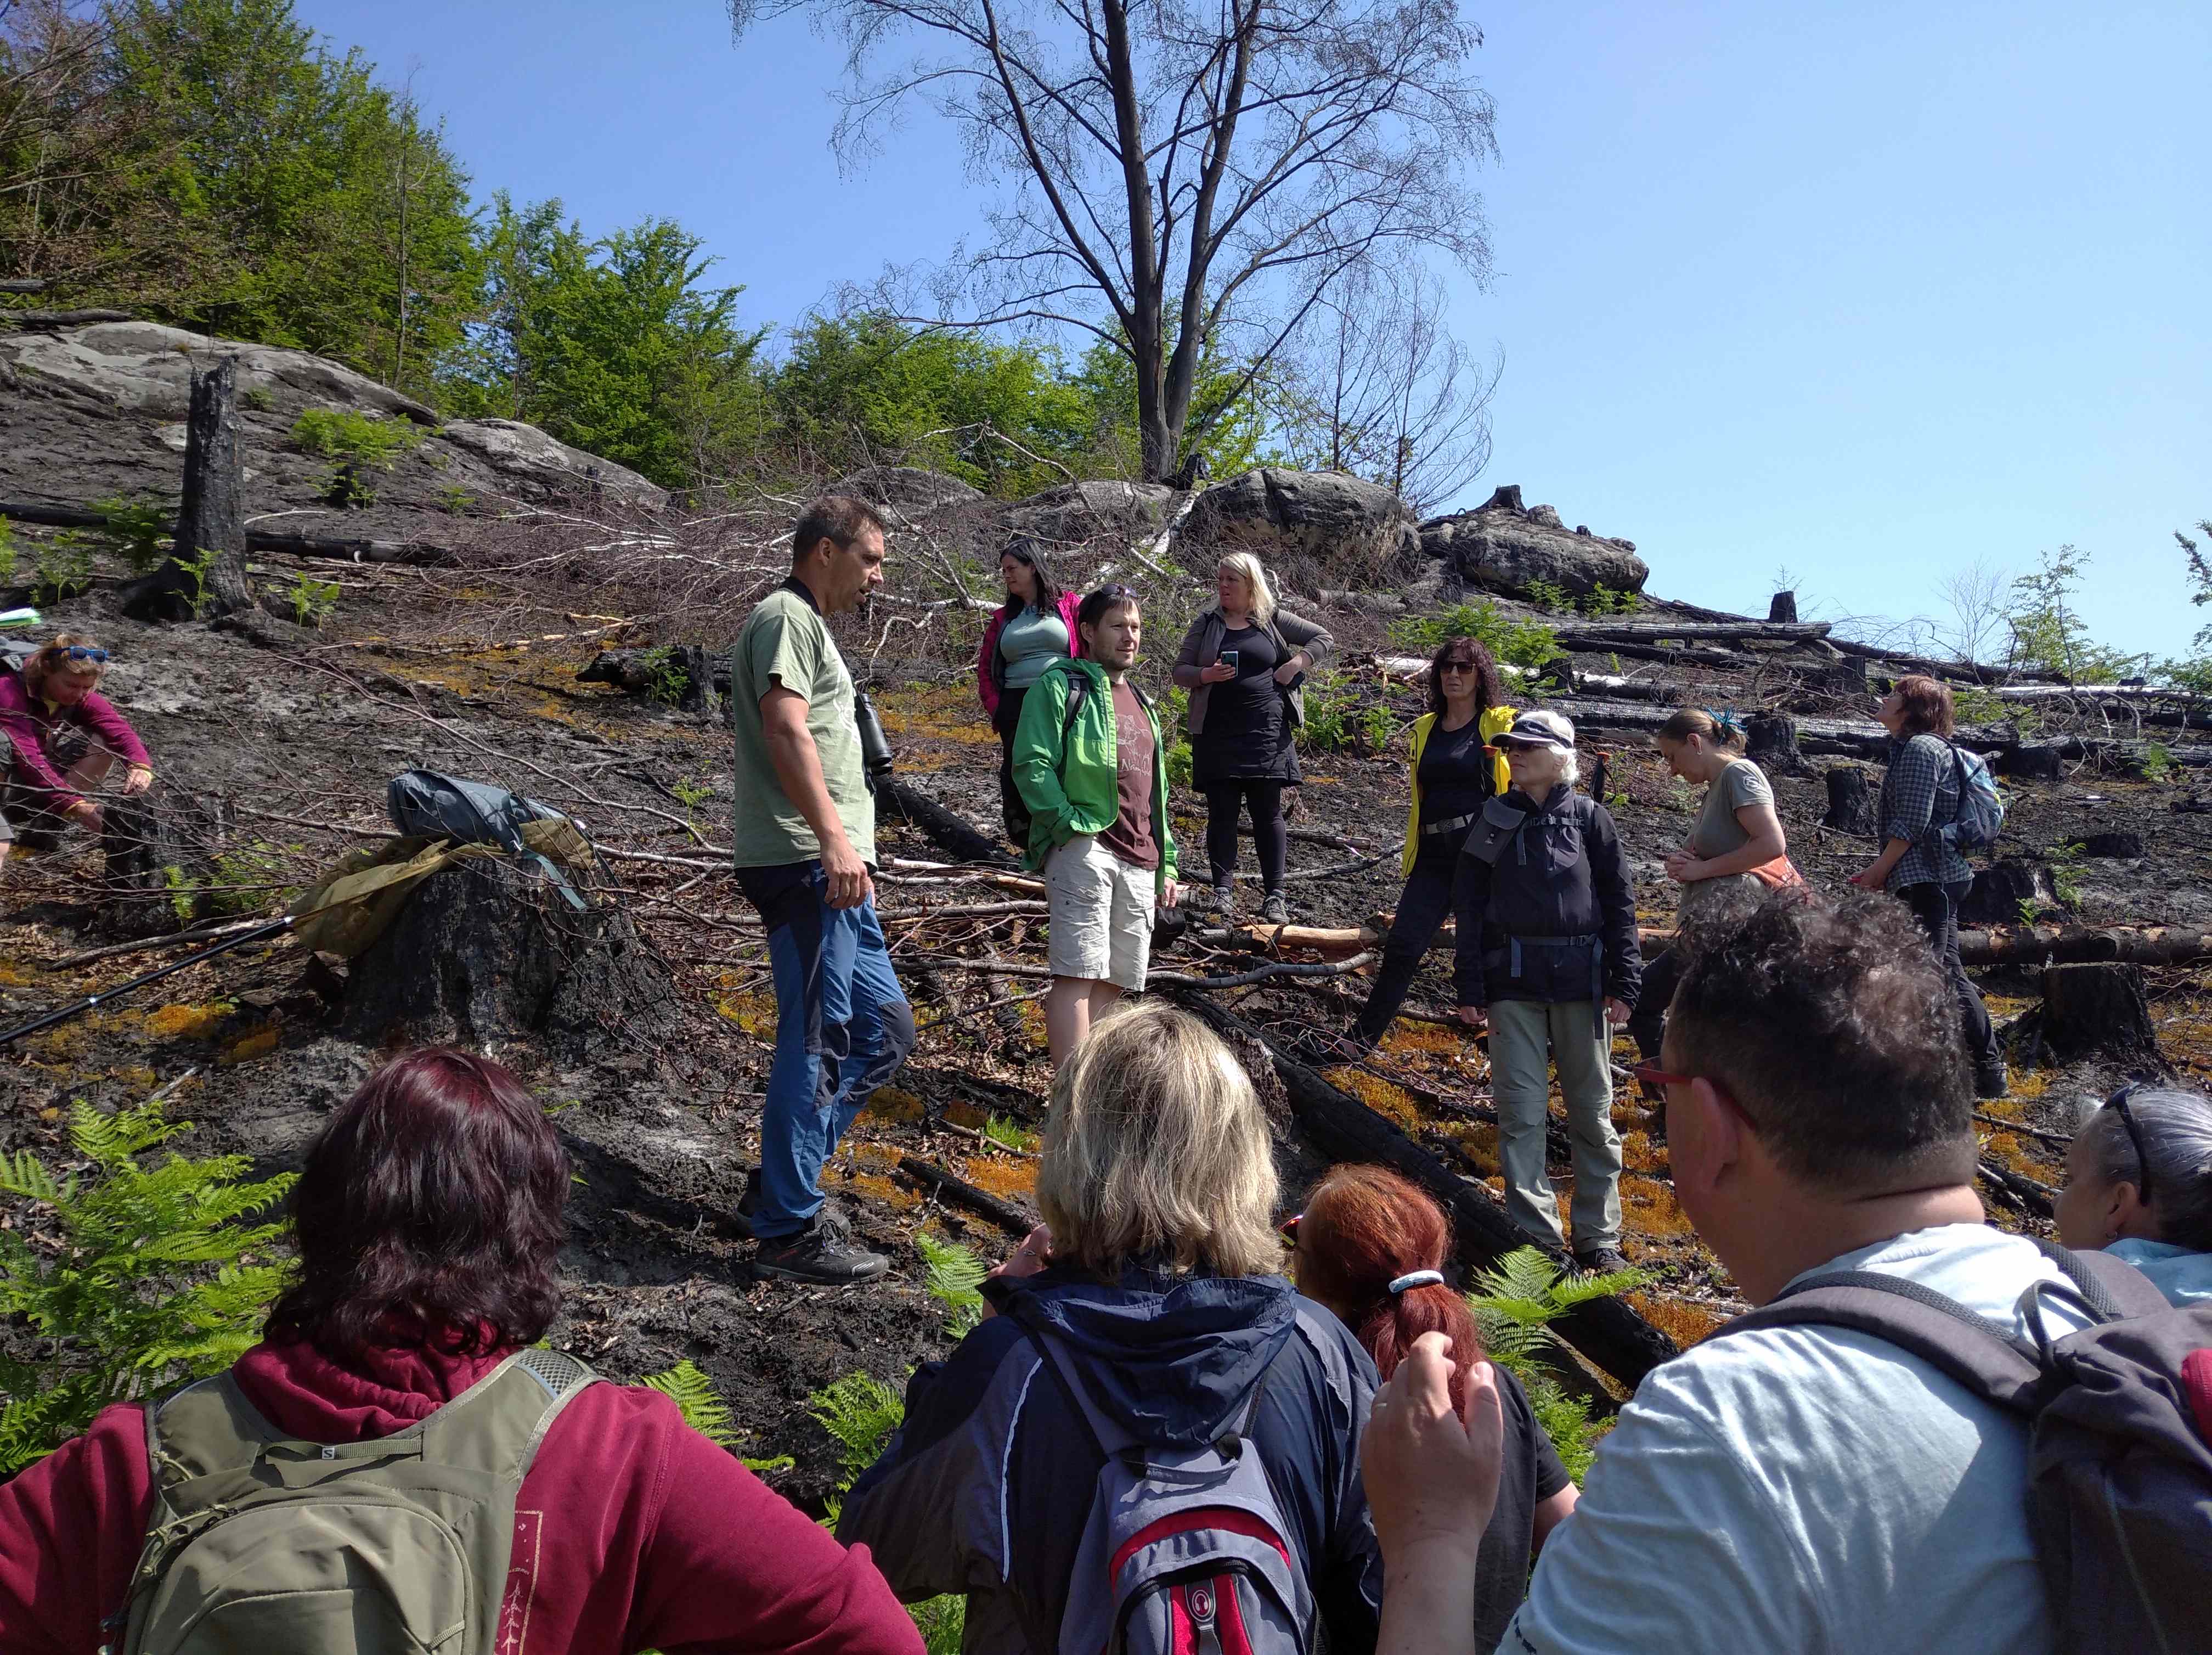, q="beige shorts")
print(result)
[1045,833,1155,991]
